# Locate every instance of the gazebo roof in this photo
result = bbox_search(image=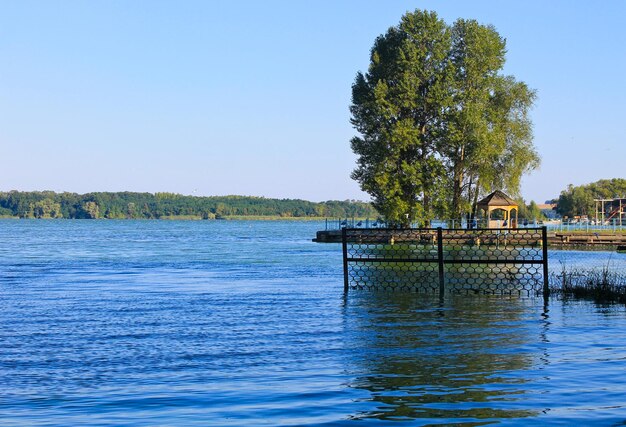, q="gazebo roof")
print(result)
[477,190,518,208]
